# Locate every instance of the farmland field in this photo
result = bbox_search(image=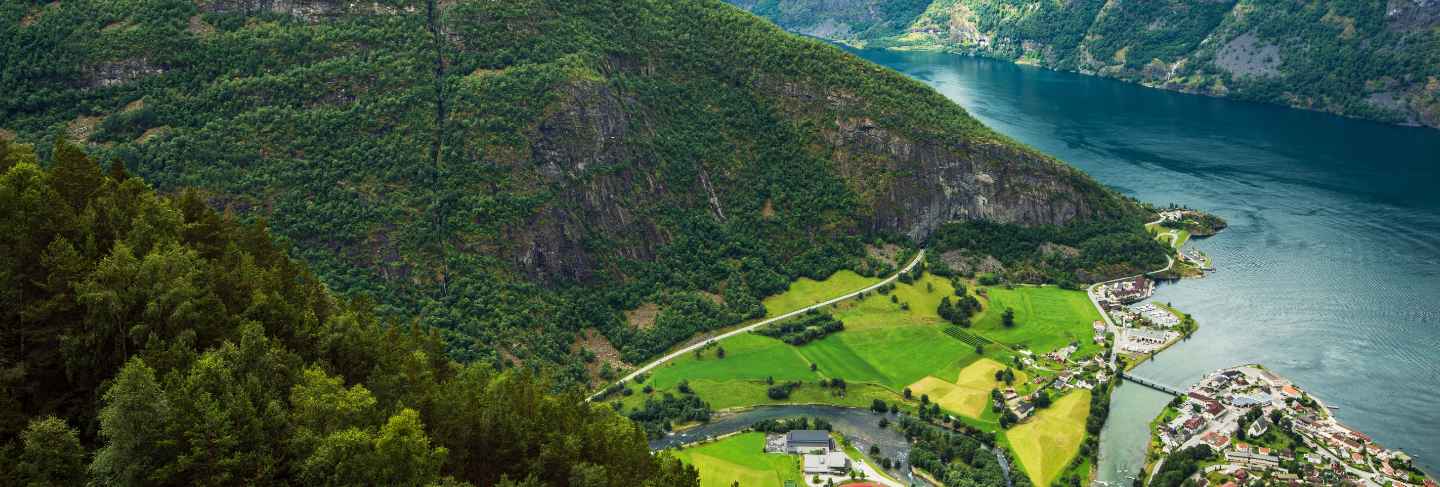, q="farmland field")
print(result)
[906,358,1027,419]
[1007,390,1092,487]
[672,432,803,487]
[971,286,1102,357]
[762,270,879,317]
[618,273,1002,411]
